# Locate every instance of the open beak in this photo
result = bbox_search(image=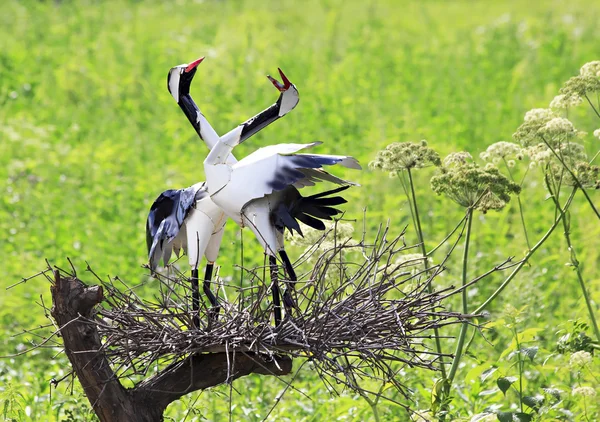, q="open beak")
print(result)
[267,68,292,92]
[185,56,205,73]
